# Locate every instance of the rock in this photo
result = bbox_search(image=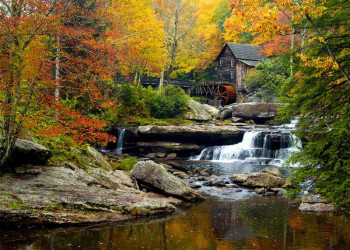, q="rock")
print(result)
[137,125,245,145]
[0,165,182,226]
[130,161,204,201]
[271,188,286,196]
[147,153,156,159]
[218,108,233,121]
[184,99,212,121]
[87,146,111,170]
[200,169,212,176]
[212,180,226,187]
[137,141,200,158]
[282,179,293,188]
[160,163,173,171]
[203,180,213,186]
[255,188,266,194]
[155,152,166,158]
[190,184,202,189]
[202,104,219,117]
[232,117,244,123]
[261,167,282,177]
[231,168,286,188]
[193,176,207,181]
[173,172,189,179]
[299,203,335,213]
[232,103,283,123]
[193,167,201,174]
[88,168,135,189]
[230,173,249,183]
[11,139,52,165]
[167,153,177,159]
[298,195,335,212]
